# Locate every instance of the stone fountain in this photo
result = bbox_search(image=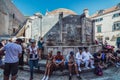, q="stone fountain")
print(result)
[43,12,101,56]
